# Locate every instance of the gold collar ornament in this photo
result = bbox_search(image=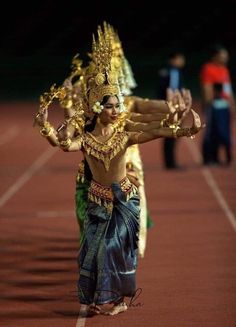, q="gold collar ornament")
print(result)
[82,130,129,171]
